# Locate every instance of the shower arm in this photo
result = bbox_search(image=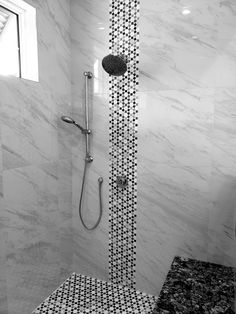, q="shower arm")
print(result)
[84,71,93,163]
[74,122,90,134]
